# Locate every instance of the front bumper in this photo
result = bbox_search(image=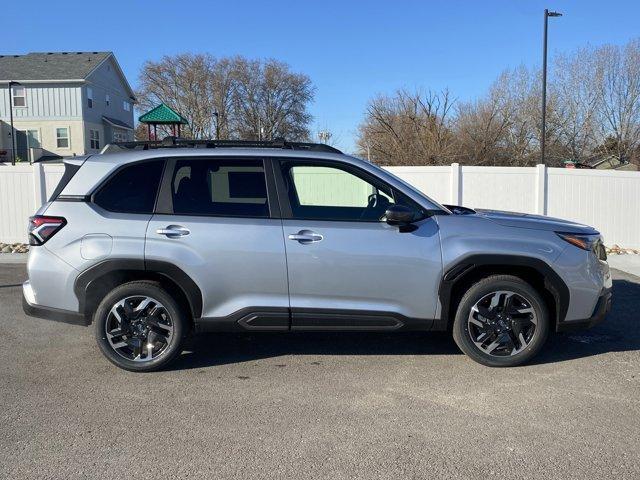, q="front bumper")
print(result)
[557,287,612,332]
[22,281,88,325]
